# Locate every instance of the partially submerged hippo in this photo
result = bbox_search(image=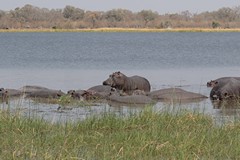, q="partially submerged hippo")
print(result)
[207,77,240,87]
[108,91,154,105]
[67,85,114,100]
[25,90,65,99]
[210,78,240,101]
[87,85,112,93]
[19,85,51,93]
[5,89,22,97]
[67,89,86,100]
[103,71,151,94]
[148,88,207,102]
[20,85,65,99]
